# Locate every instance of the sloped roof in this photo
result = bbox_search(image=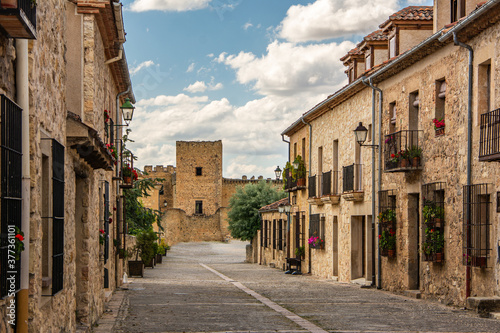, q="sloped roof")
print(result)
[259,197,289,213]
[380,6,433,28]
[364,30,388,42]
